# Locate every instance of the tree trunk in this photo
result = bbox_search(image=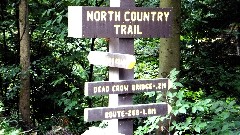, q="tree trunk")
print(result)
[157,0,181,134]
[159,0,181,77]
[19,0,32,129]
